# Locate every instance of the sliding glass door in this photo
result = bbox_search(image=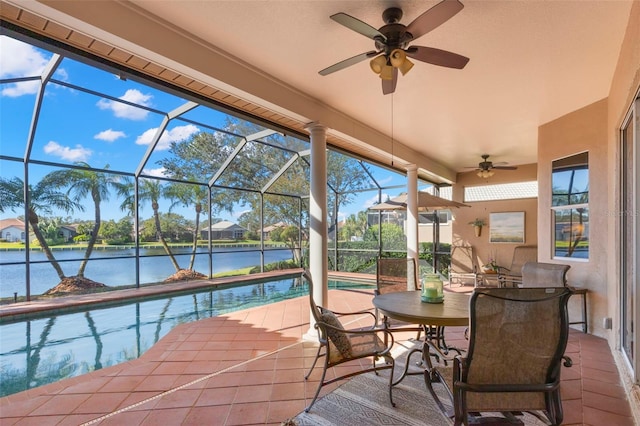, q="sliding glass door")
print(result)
[621,95,639,382]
